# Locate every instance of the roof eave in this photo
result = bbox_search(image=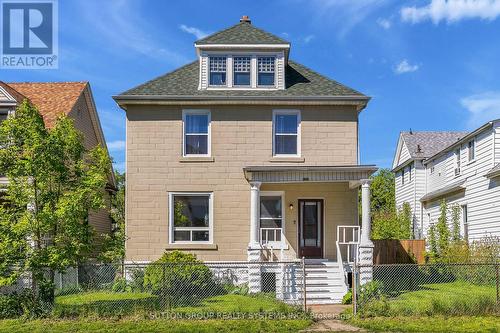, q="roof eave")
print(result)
[391,157,425,172]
